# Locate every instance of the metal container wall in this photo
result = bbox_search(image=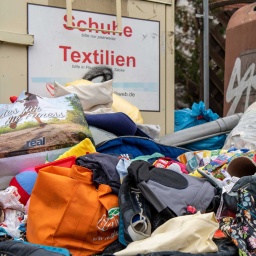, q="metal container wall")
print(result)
[224,2,256,116]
